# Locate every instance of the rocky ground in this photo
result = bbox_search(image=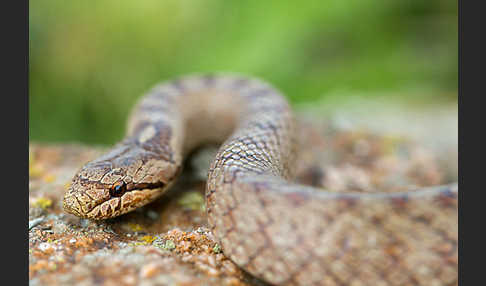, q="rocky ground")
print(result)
[29,101,457,286]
